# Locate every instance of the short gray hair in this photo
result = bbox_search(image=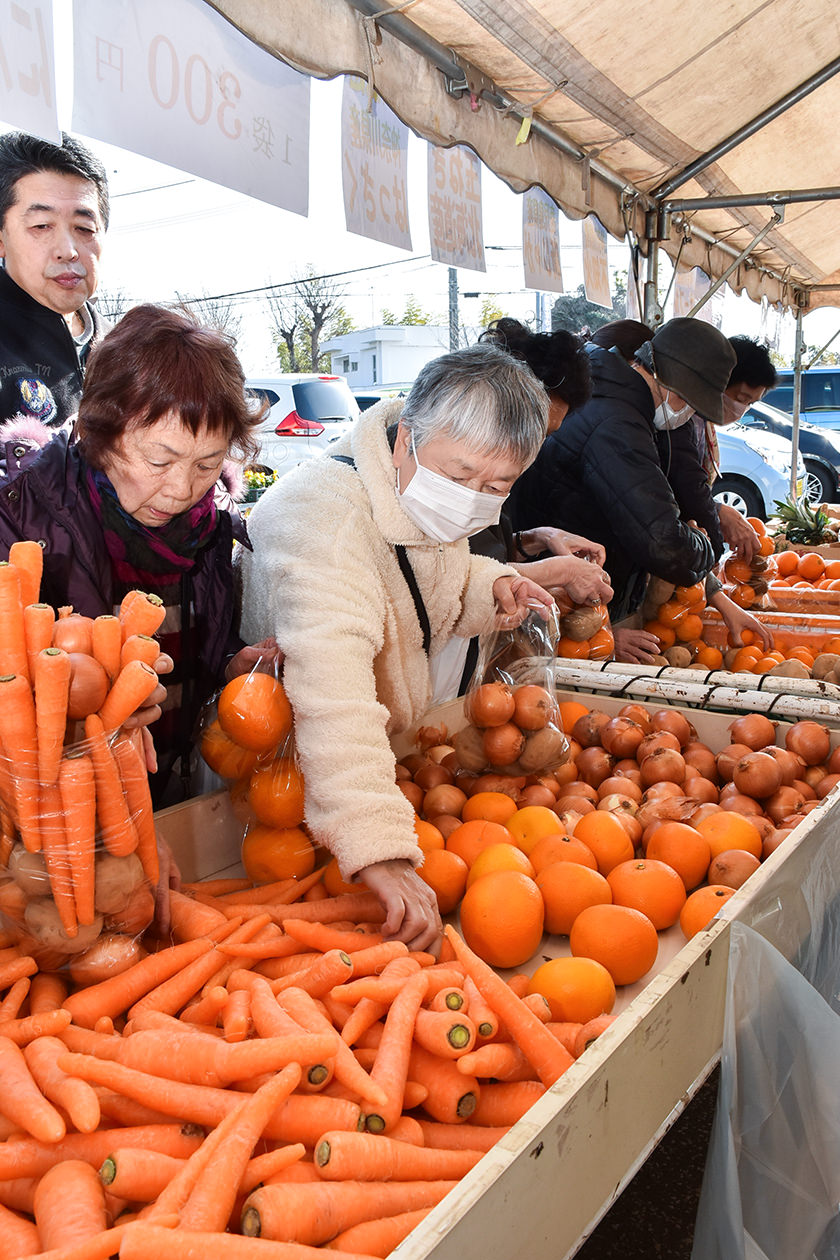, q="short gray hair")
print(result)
[401,344,548,466]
